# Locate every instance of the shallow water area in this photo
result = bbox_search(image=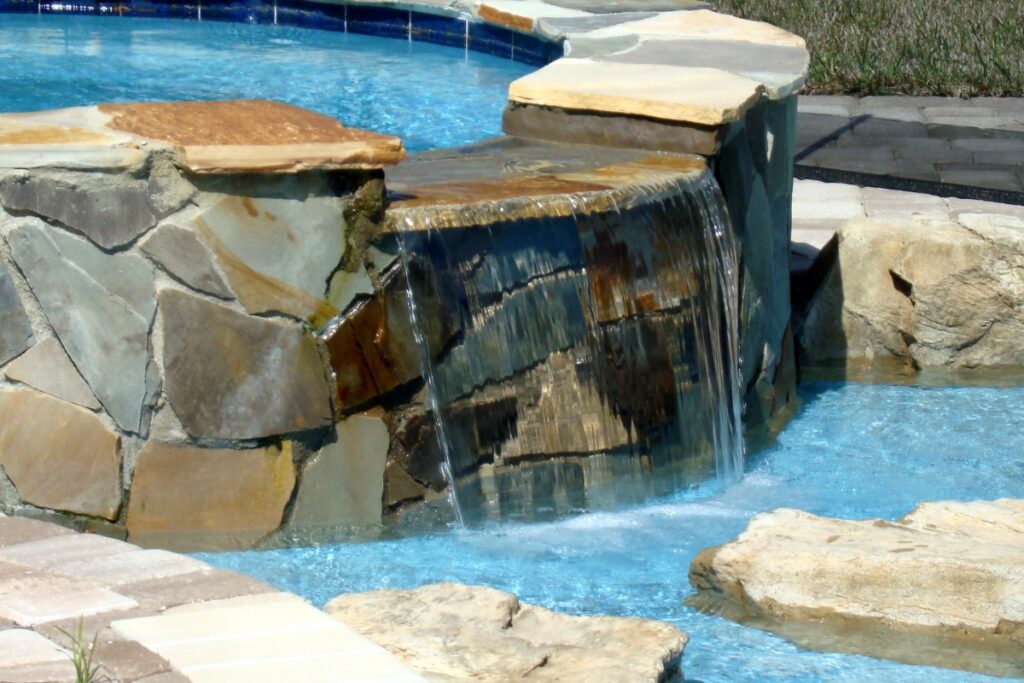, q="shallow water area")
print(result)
[200,381,1024,682]
[0,13,533,151]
